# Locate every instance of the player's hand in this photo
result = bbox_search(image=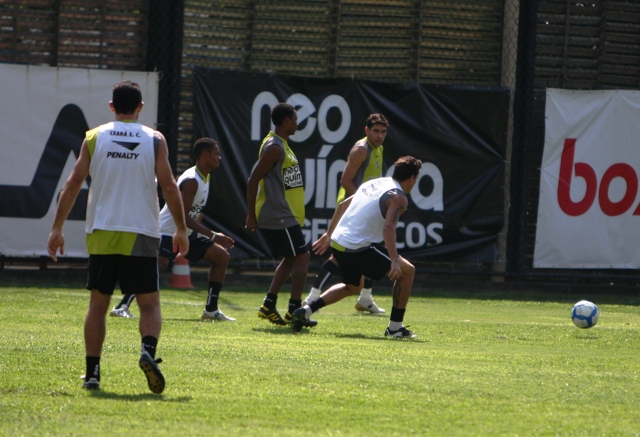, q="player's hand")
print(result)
[47,230,65,262]
[213,232,235,249]
[387,260,402,281]
[173,229,189,258]
[312,233,331,256]
[245,215,257,232]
